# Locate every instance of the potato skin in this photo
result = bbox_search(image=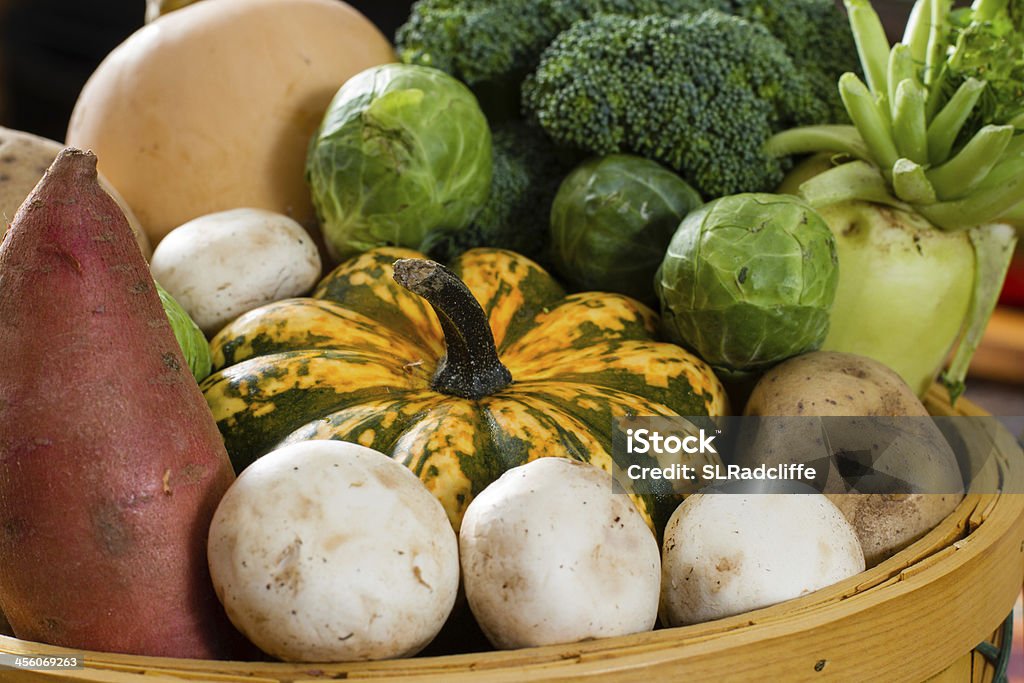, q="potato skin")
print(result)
[741,351,963,567]
[744,351,929,418]
[0,150,247,658]
[826,493,963,567]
